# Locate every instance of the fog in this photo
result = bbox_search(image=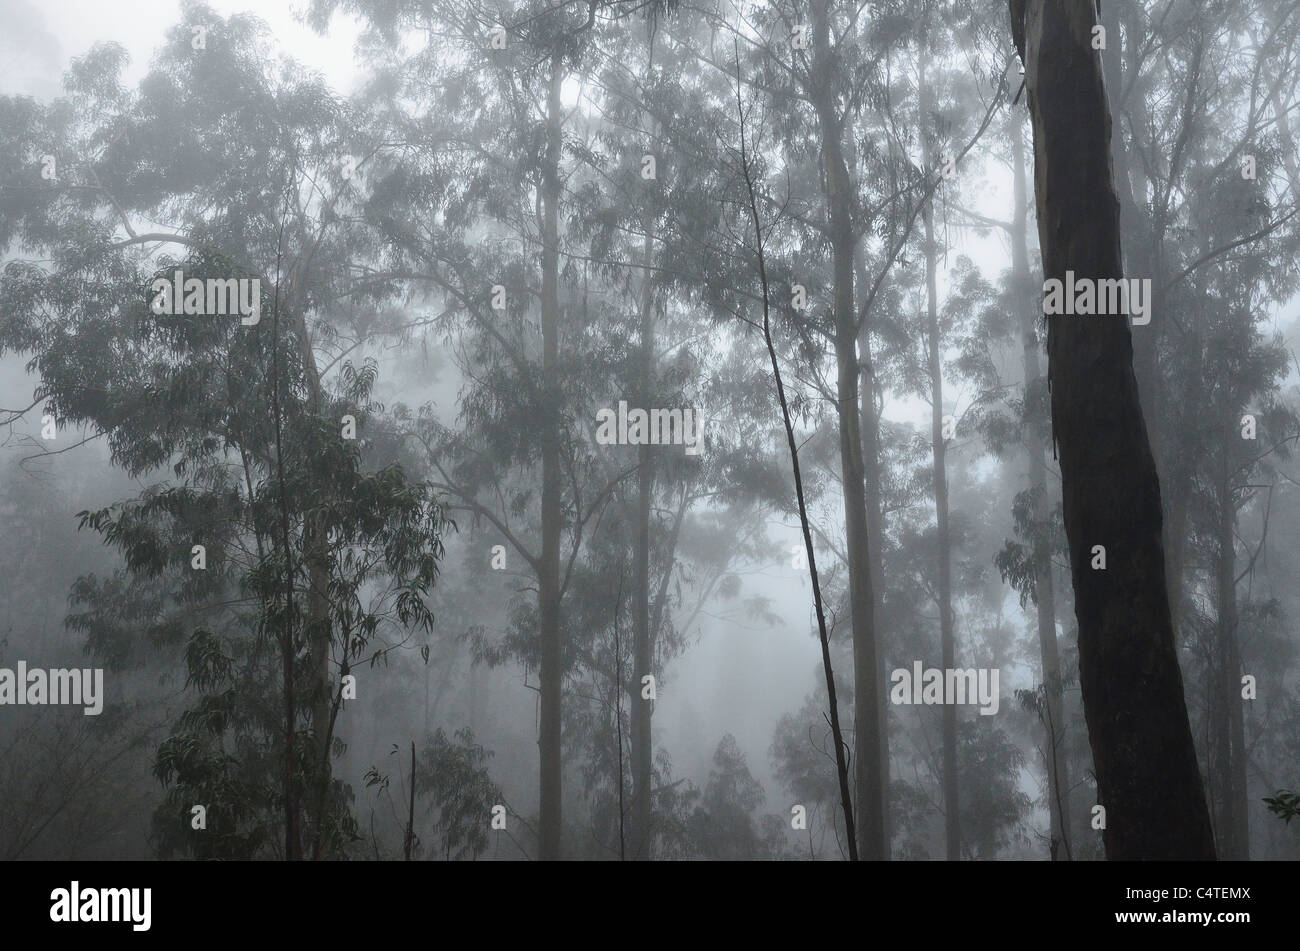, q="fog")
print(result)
[2,0,1299,862]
